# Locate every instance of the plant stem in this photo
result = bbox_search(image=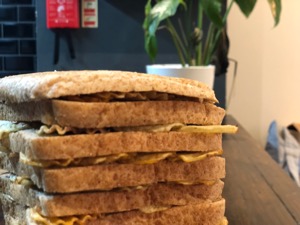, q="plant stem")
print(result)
[196,1,203,66]
[178,19,188,47]
[186,0,193,65]
[202,23,214,65]
[208,0,235,63]
[166,19,187,66]
[205,26,218,65]
[203,0,235,65]
[224,0,234,23]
